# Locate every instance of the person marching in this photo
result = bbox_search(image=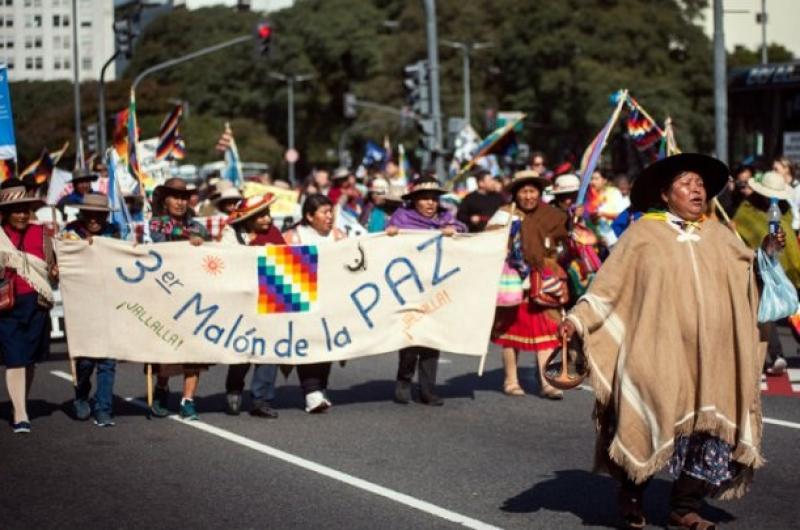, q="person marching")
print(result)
[560,154,773,530]
[386,176,467,406]
[488,170,569,399]
[0,182,58,433]
[283,194,346,413]
[147,178,211,420]
[223,193,284,418]
[56,168,98,214]
[62,193,120,427]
